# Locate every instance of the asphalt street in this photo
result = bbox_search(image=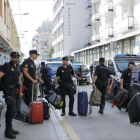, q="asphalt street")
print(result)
[55,85,140,140]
